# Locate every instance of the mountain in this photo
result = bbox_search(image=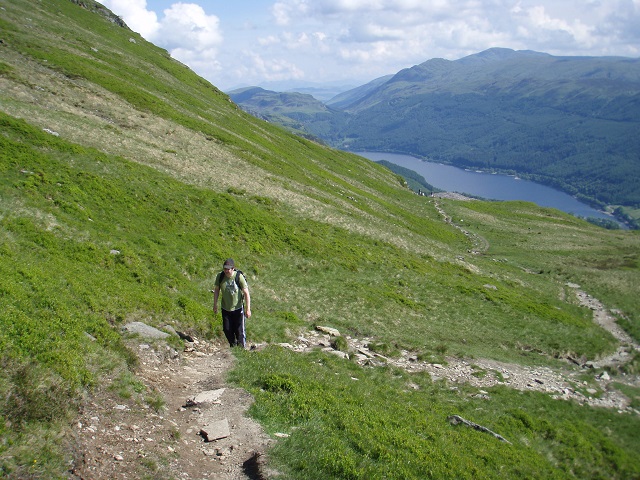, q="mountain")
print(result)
[1,1,639,478]
[232,48,640,210]
[227,86,348,140]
